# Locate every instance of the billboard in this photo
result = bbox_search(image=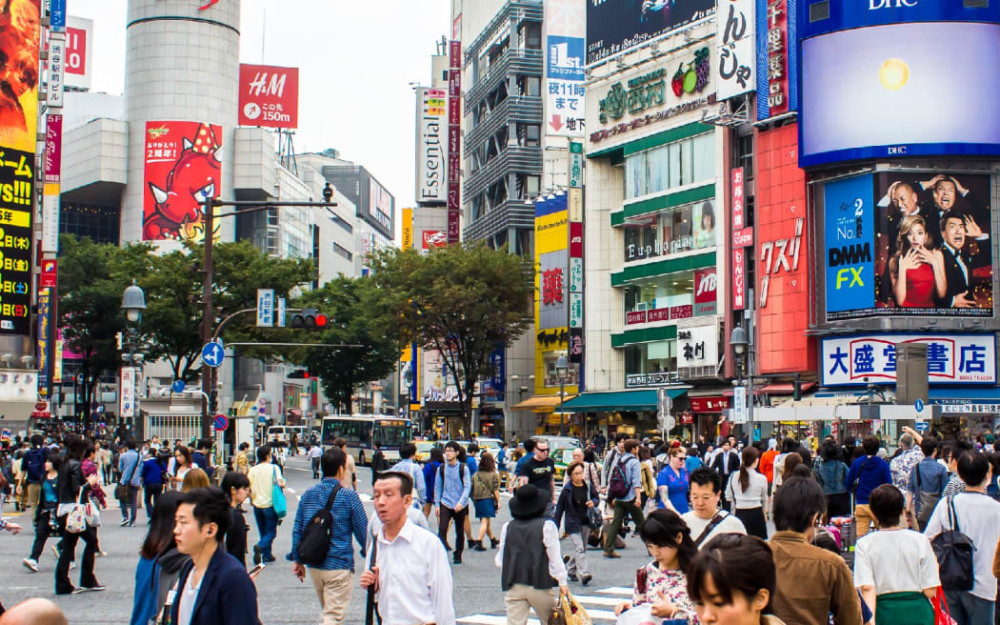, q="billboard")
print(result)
[238,64,299,129]
[415,88,447,204]
[143,121,222,242]
[65,17,92,91]
[756,123,812,374]
[800,22,1000,167]
[755,0,795,120]
[821,334,996,387]
[535,193,569,331]
[545,0,587,136]
[715,0,754,100]
[824,172,994,320]
[586,0,715,64]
